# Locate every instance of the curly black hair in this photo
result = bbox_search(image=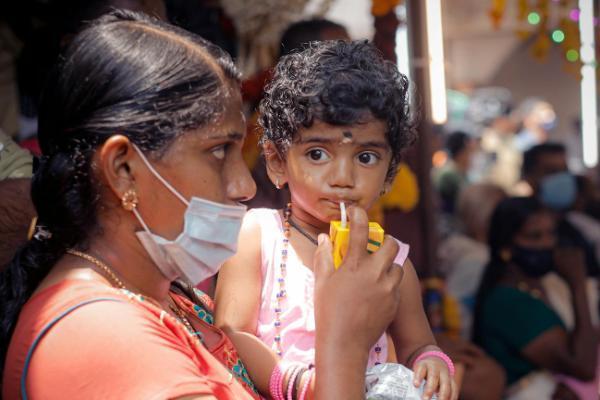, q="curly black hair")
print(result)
[258,40,417,181]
